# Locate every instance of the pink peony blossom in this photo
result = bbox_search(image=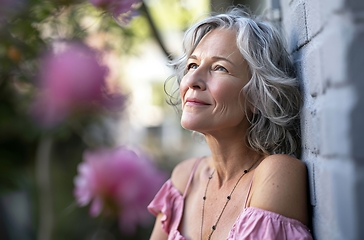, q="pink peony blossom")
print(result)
[89,0,141,25]
[31,41,124,127]
[74,146,166,234]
